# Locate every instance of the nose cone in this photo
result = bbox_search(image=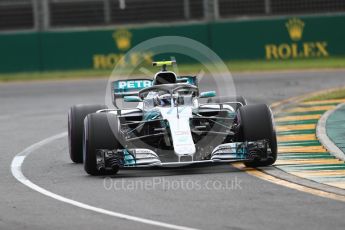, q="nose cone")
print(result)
[174,143,196,156]
[160,107,196,157]
[170,124,196,156]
